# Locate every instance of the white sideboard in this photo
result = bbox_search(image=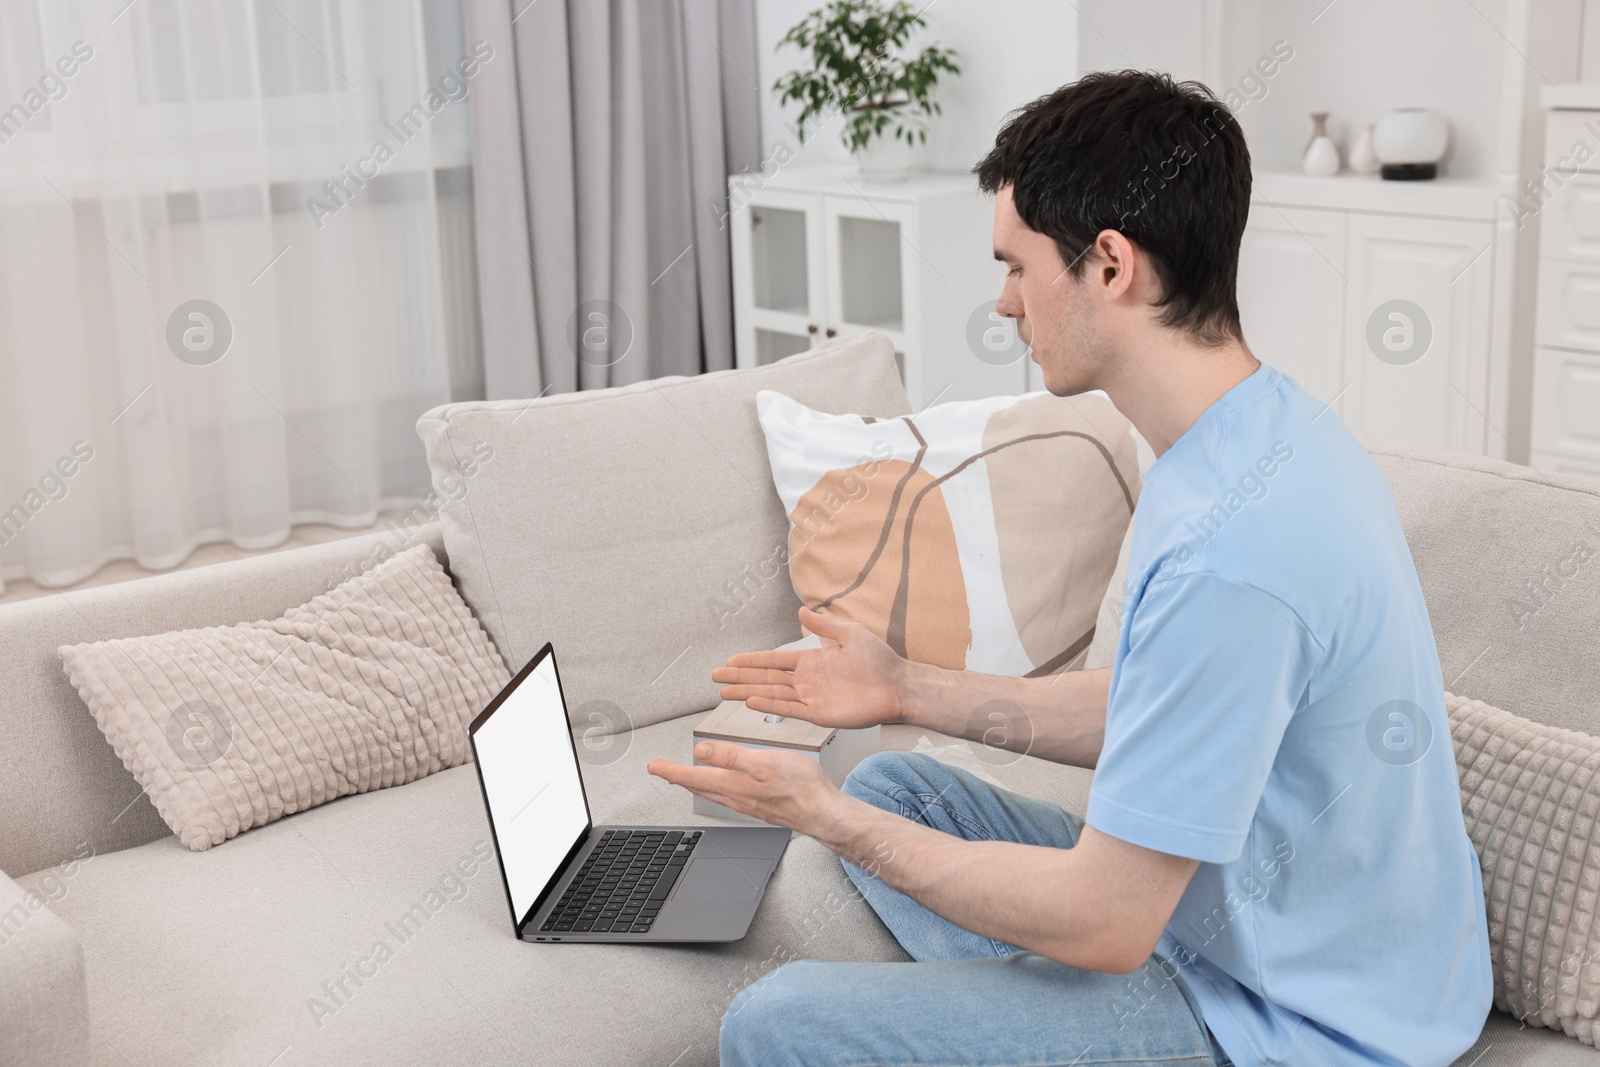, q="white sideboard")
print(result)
[1237,169,1503,456]
[1531,87,1600,484]
[727,166,1024,409]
